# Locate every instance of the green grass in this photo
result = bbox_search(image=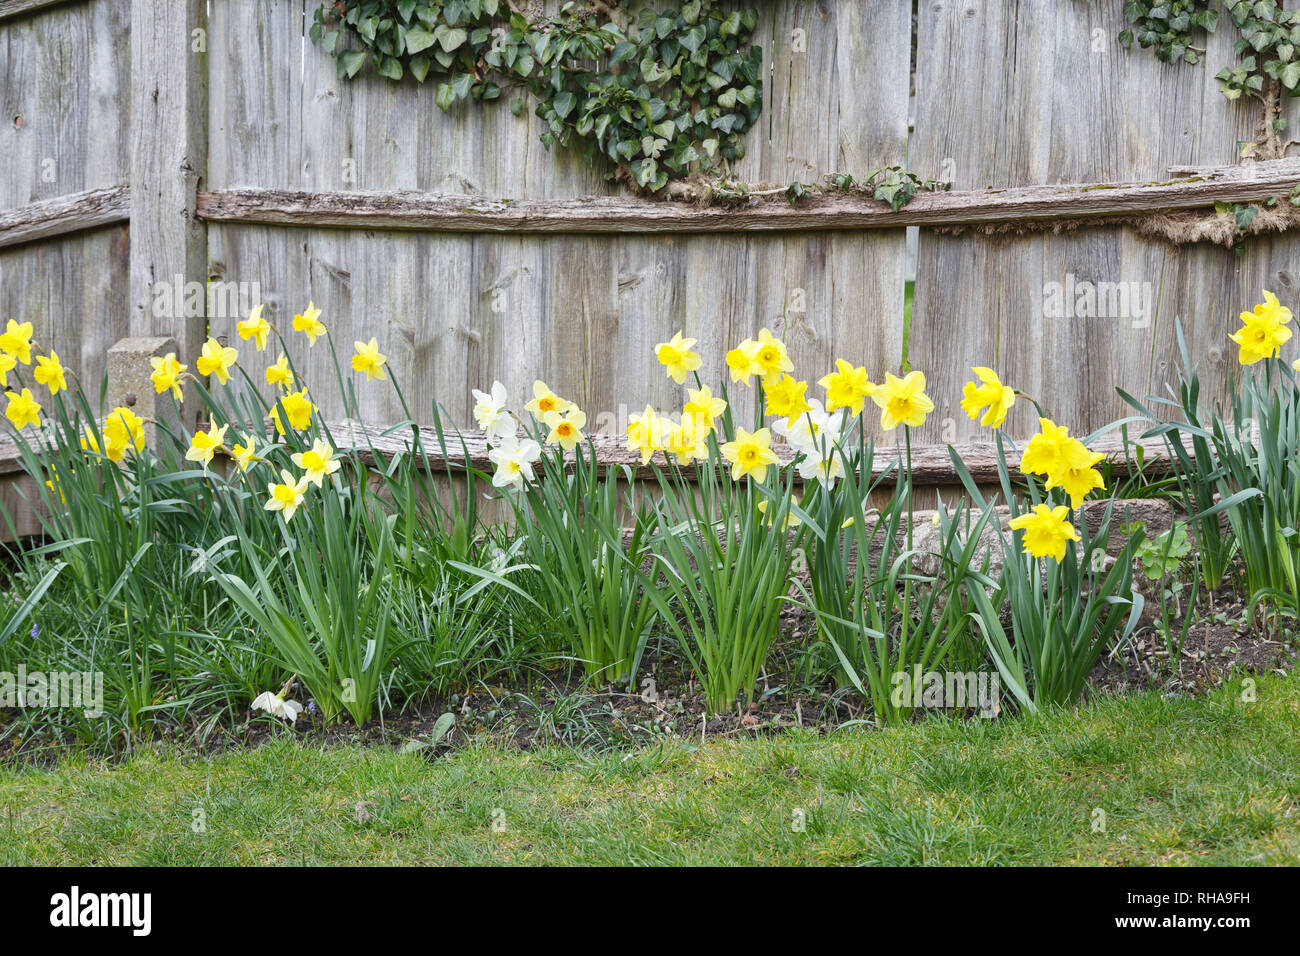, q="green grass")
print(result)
[1,673,1297,865]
